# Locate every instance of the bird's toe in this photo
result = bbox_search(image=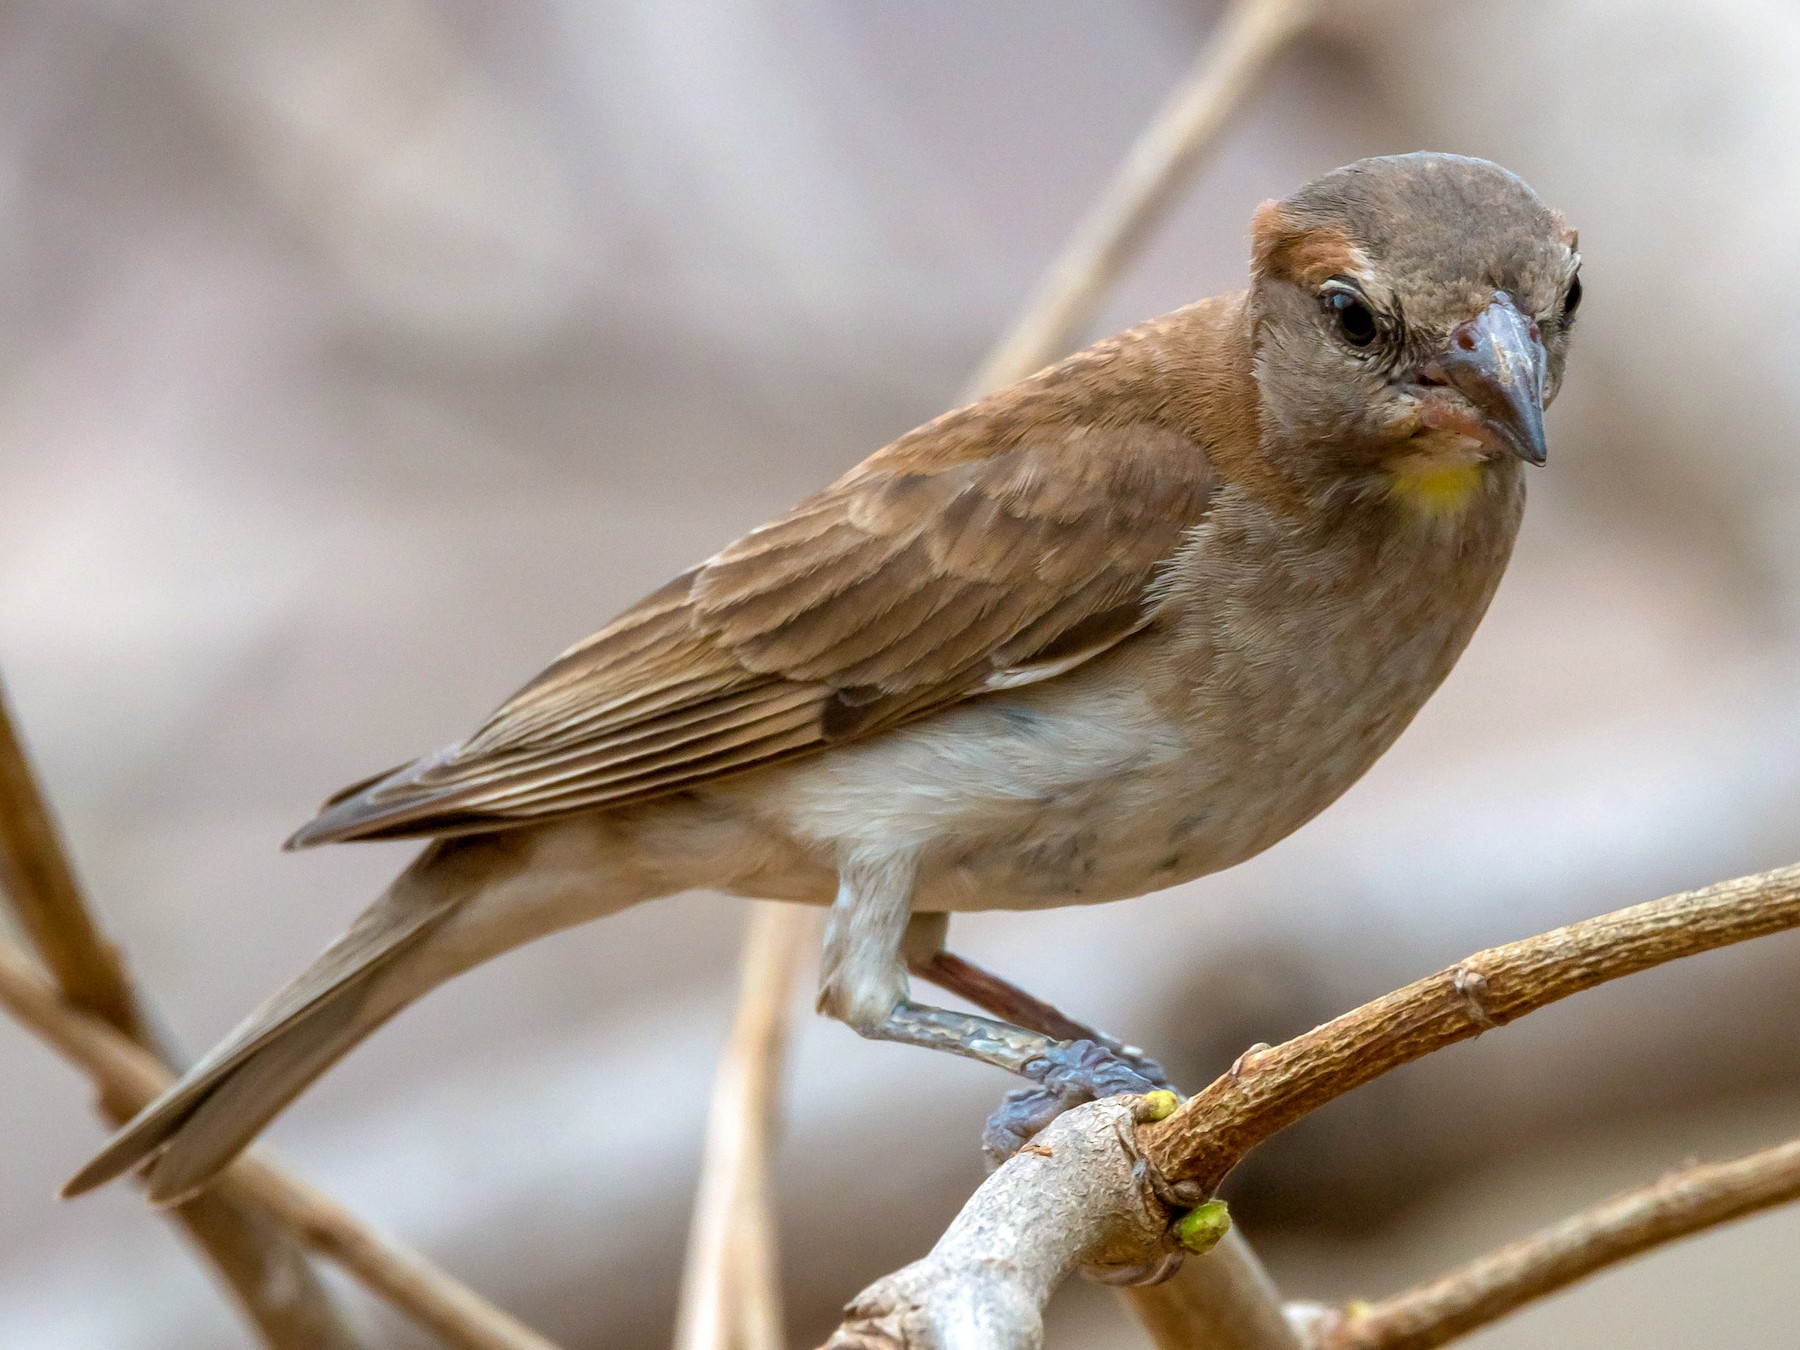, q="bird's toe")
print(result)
[979,1039,1183,1166]
[1031,1037,1170,1100]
